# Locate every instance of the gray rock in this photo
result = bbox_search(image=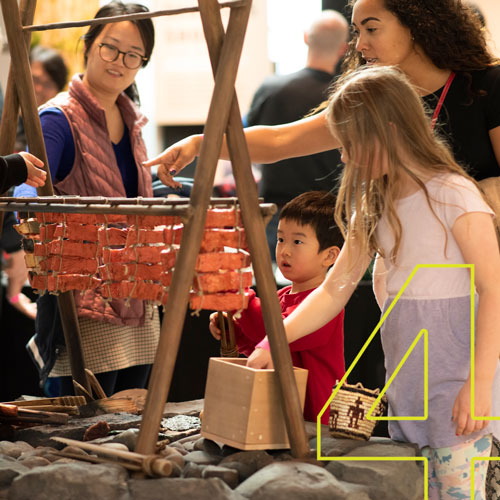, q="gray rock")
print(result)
[13,442,35,454]
[183,451,221,466]
[168,442,188,455]
[182,462,204,478]
[316,436,372,457]
[7,462,129,500]
[13,413,142,449]
[202,465,239,489]
[91,428,140,451]
[219,450,274,482]
[194,438,222,456]
[0,442,26,459]
[129,477,244,500]
[175,433,201,452]
[221,444,241,457]
[162,399,204,418]
[217,461,254,483]
[16,457,51,469]
[19,446,61,463]
[0,456,28,488]
[236,461,368,500]
[325,444,424,500]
